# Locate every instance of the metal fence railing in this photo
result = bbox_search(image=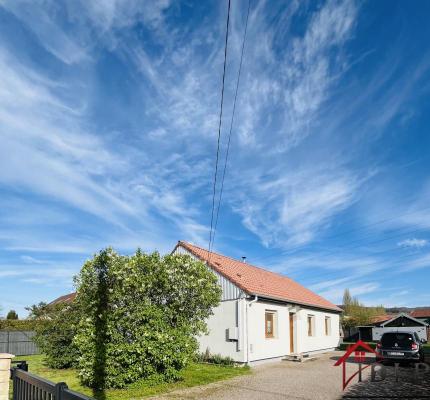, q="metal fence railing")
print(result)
[10,361,92,400]
[0,331,39,355]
